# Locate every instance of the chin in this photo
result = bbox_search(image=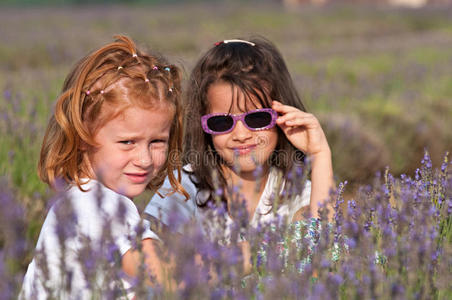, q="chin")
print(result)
[235,163,259,174]
[124,186,147,199]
